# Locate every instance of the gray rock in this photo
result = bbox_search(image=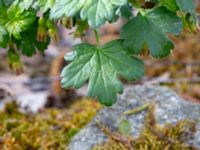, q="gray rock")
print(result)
[68,86,200,150]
